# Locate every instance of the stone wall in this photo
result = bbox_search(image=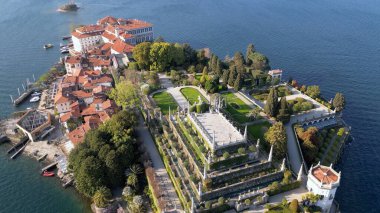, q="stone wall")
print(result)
[200,171,283,201]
